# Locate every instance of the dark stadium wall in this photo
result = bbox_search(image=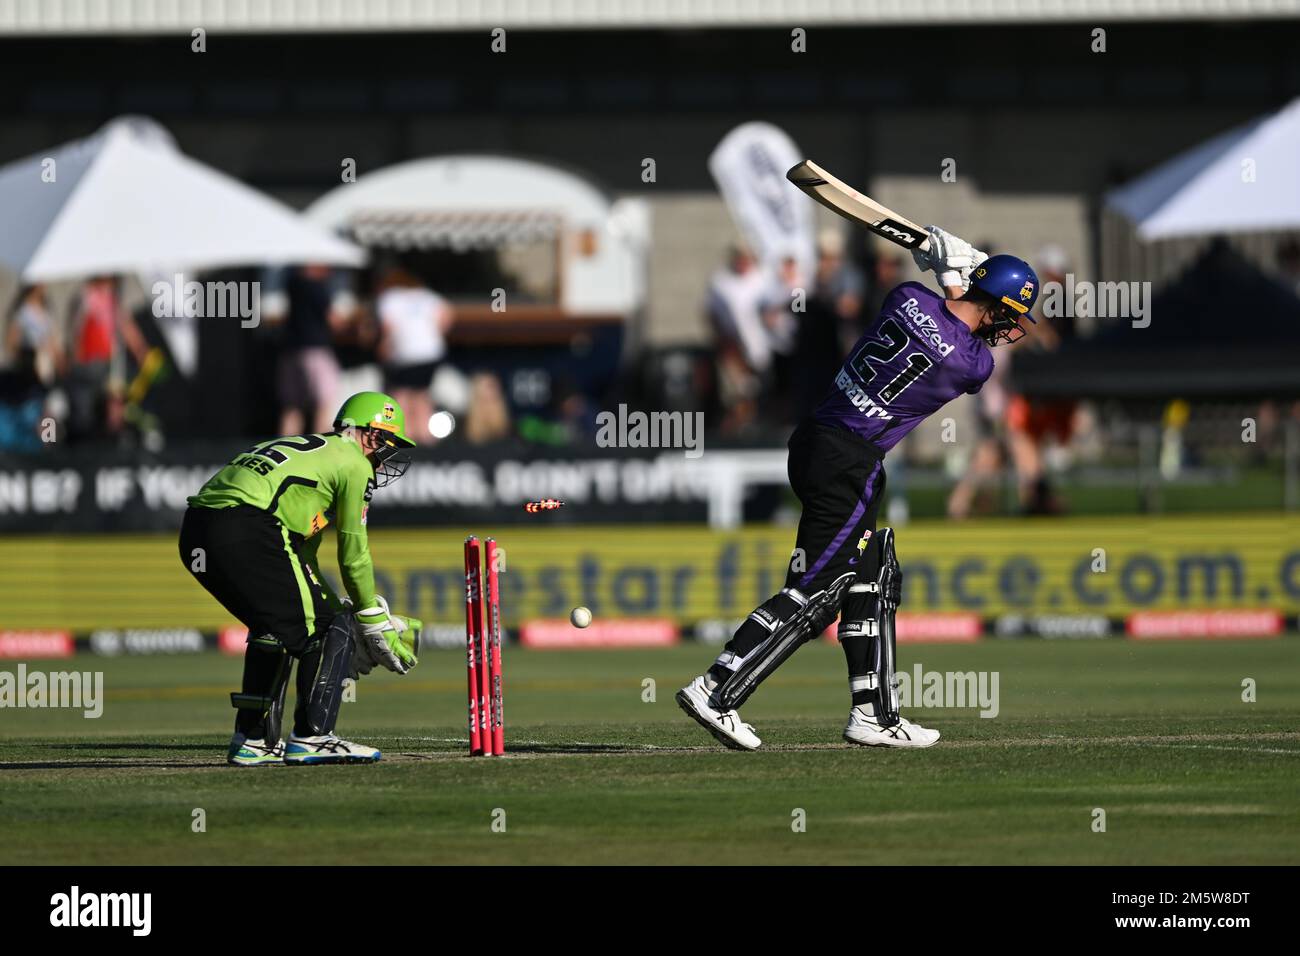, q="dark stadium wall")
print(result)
[0,23,1294,203]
